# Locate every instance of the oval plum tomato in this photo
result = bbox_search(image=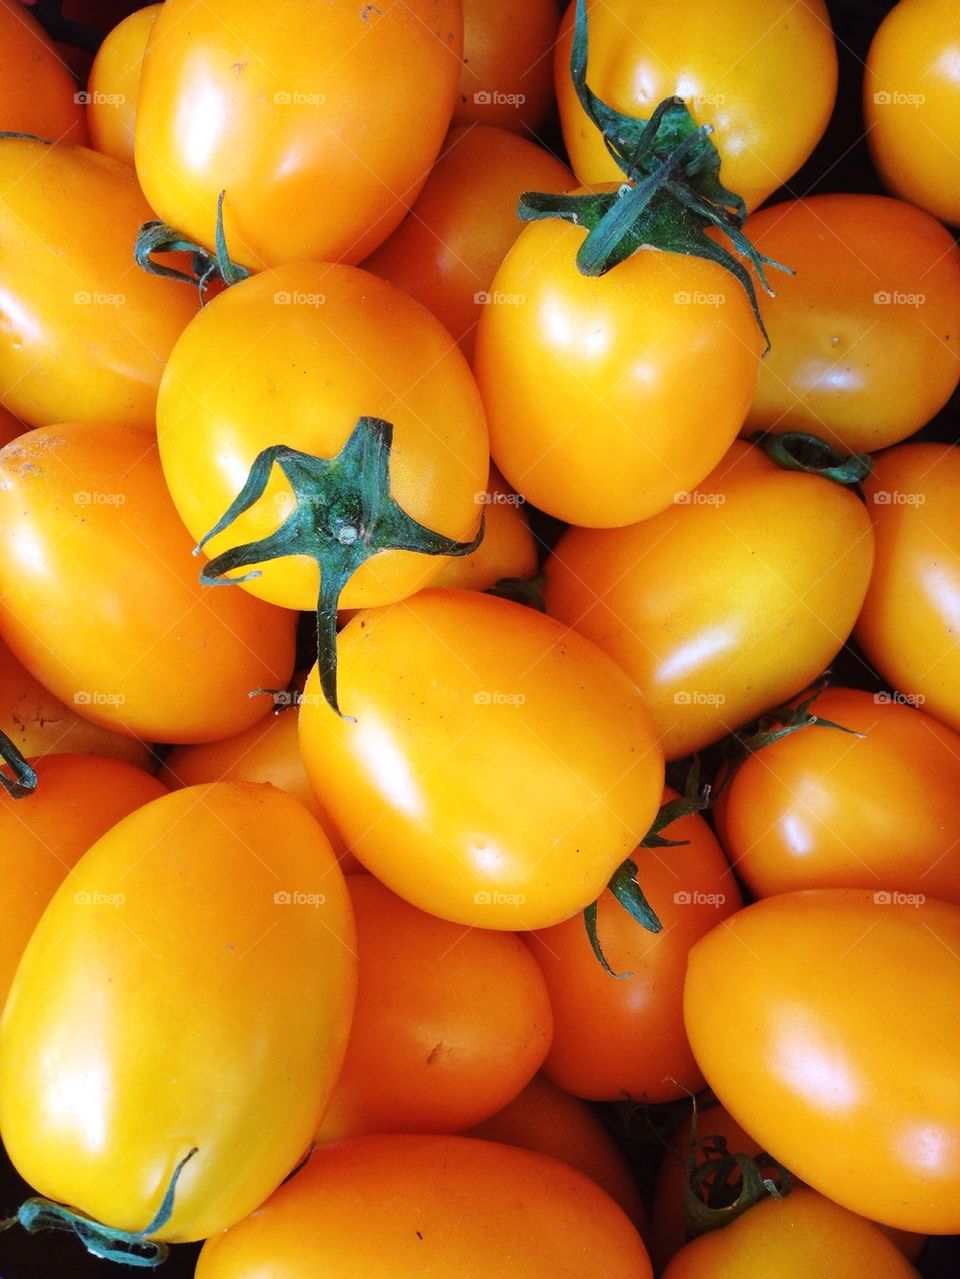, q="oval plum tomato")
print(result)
[544,441,875,759]
[0,782,356,1244]
[432,469,538,592]
[0,137,199,429]
[744,195,960,452]
[856,444,960,734]
[662,1188,919,1279]
[467,1074,647,1233]
[0,405,21,449]
[87,5,161,166]
[318,874,552,1139]
[0,754,165,1007]
[0,425,296,744]
[650,1102,926,1272]
[0,635,154,769]
[714,685,960,906]
[865,0,960,225]
[0,0,87,144]
[525,791,740,1104]
[157,262,488,615]
[135,0,462,269]
[555,0,837,214]
[195,1135,652,1279]
[364,124,573,360]
[684,889,960,1234]
[298,590,664,931]
[453,0,559,135]
[160,706,354,866]
[474,209,763,528]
